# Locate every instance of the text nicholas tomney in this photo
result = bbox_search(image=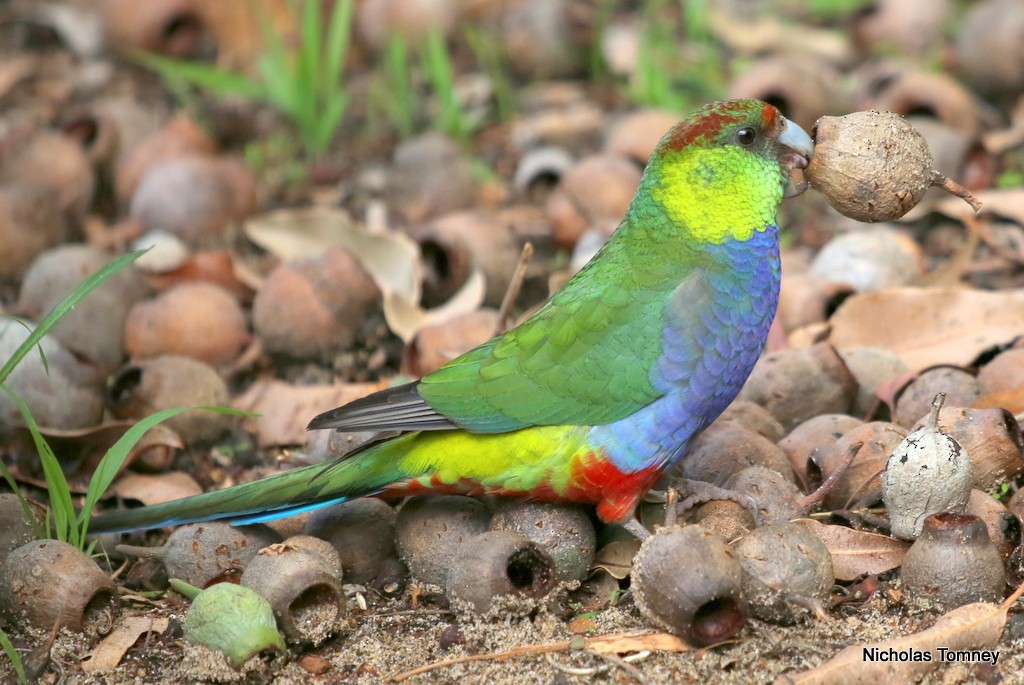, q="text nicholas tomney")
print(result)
[863,648,999,665]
